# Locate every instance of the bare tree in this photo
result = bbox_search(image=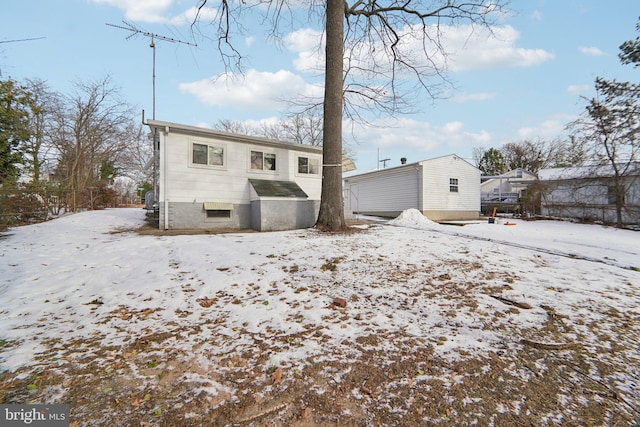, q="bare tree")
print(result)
[471,146,485,168]
[501,139,568,174]
[568,19,640,228]
[20,79,60,183]
[280,107,324,146]
[215,107,324,146]
[215,119,255,136]
[119,123,155,184]
[570,78,640,228]
[194,0,507,231]
[50,77,135,211]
